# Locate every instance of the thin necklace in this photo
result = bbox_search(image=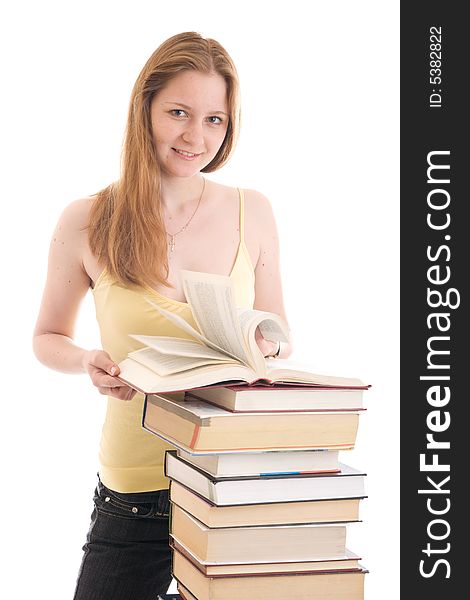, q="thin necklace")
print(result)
[166,178,206,254]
